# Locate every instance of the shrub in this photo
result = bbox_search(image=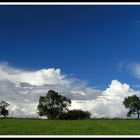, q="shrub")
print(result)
[59,109,91,120]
